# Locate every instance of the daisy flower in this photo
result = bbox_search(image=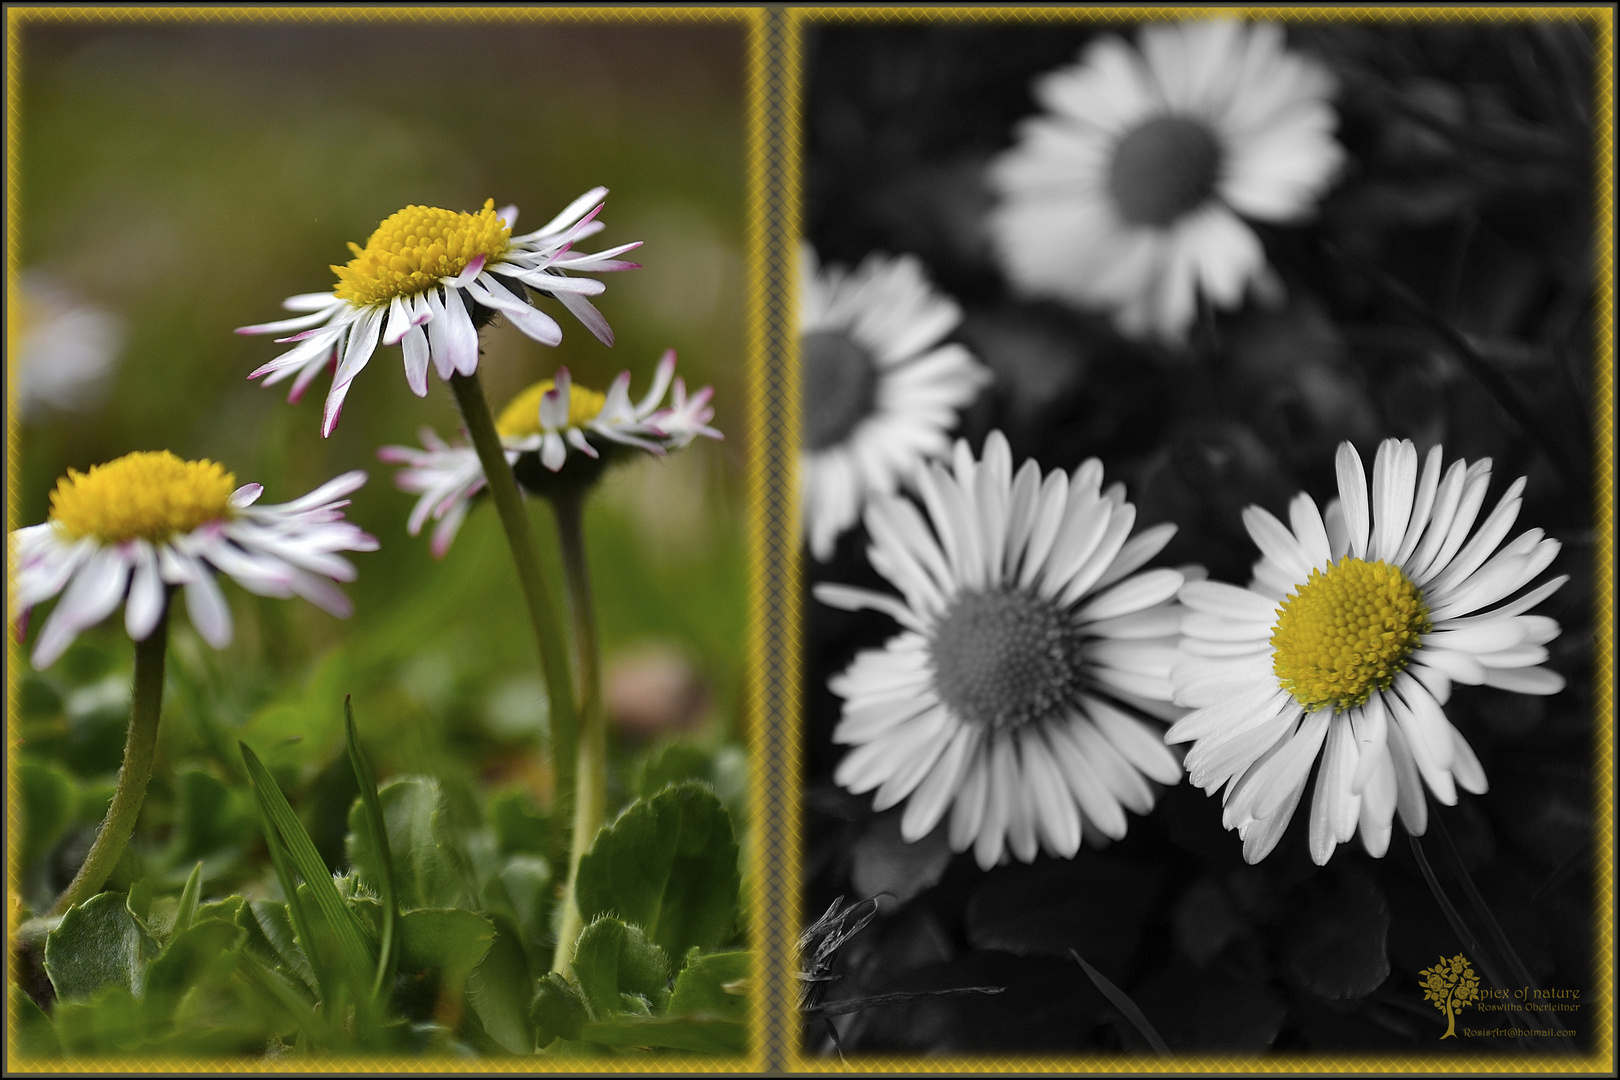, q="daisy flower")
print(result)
[379,349,721,555]
[11,451,376,668]
[815,431,1189,870]
[1167,439,1567,865]
[237,190,641,436]
[987,20,1344,342]
[800,244,991,562]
